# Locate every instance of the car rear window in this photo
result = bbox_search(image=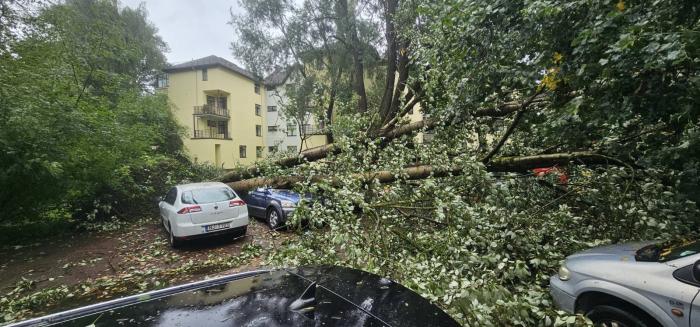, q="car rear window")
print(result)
[635,239,700,262]
[181,187,236,204]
